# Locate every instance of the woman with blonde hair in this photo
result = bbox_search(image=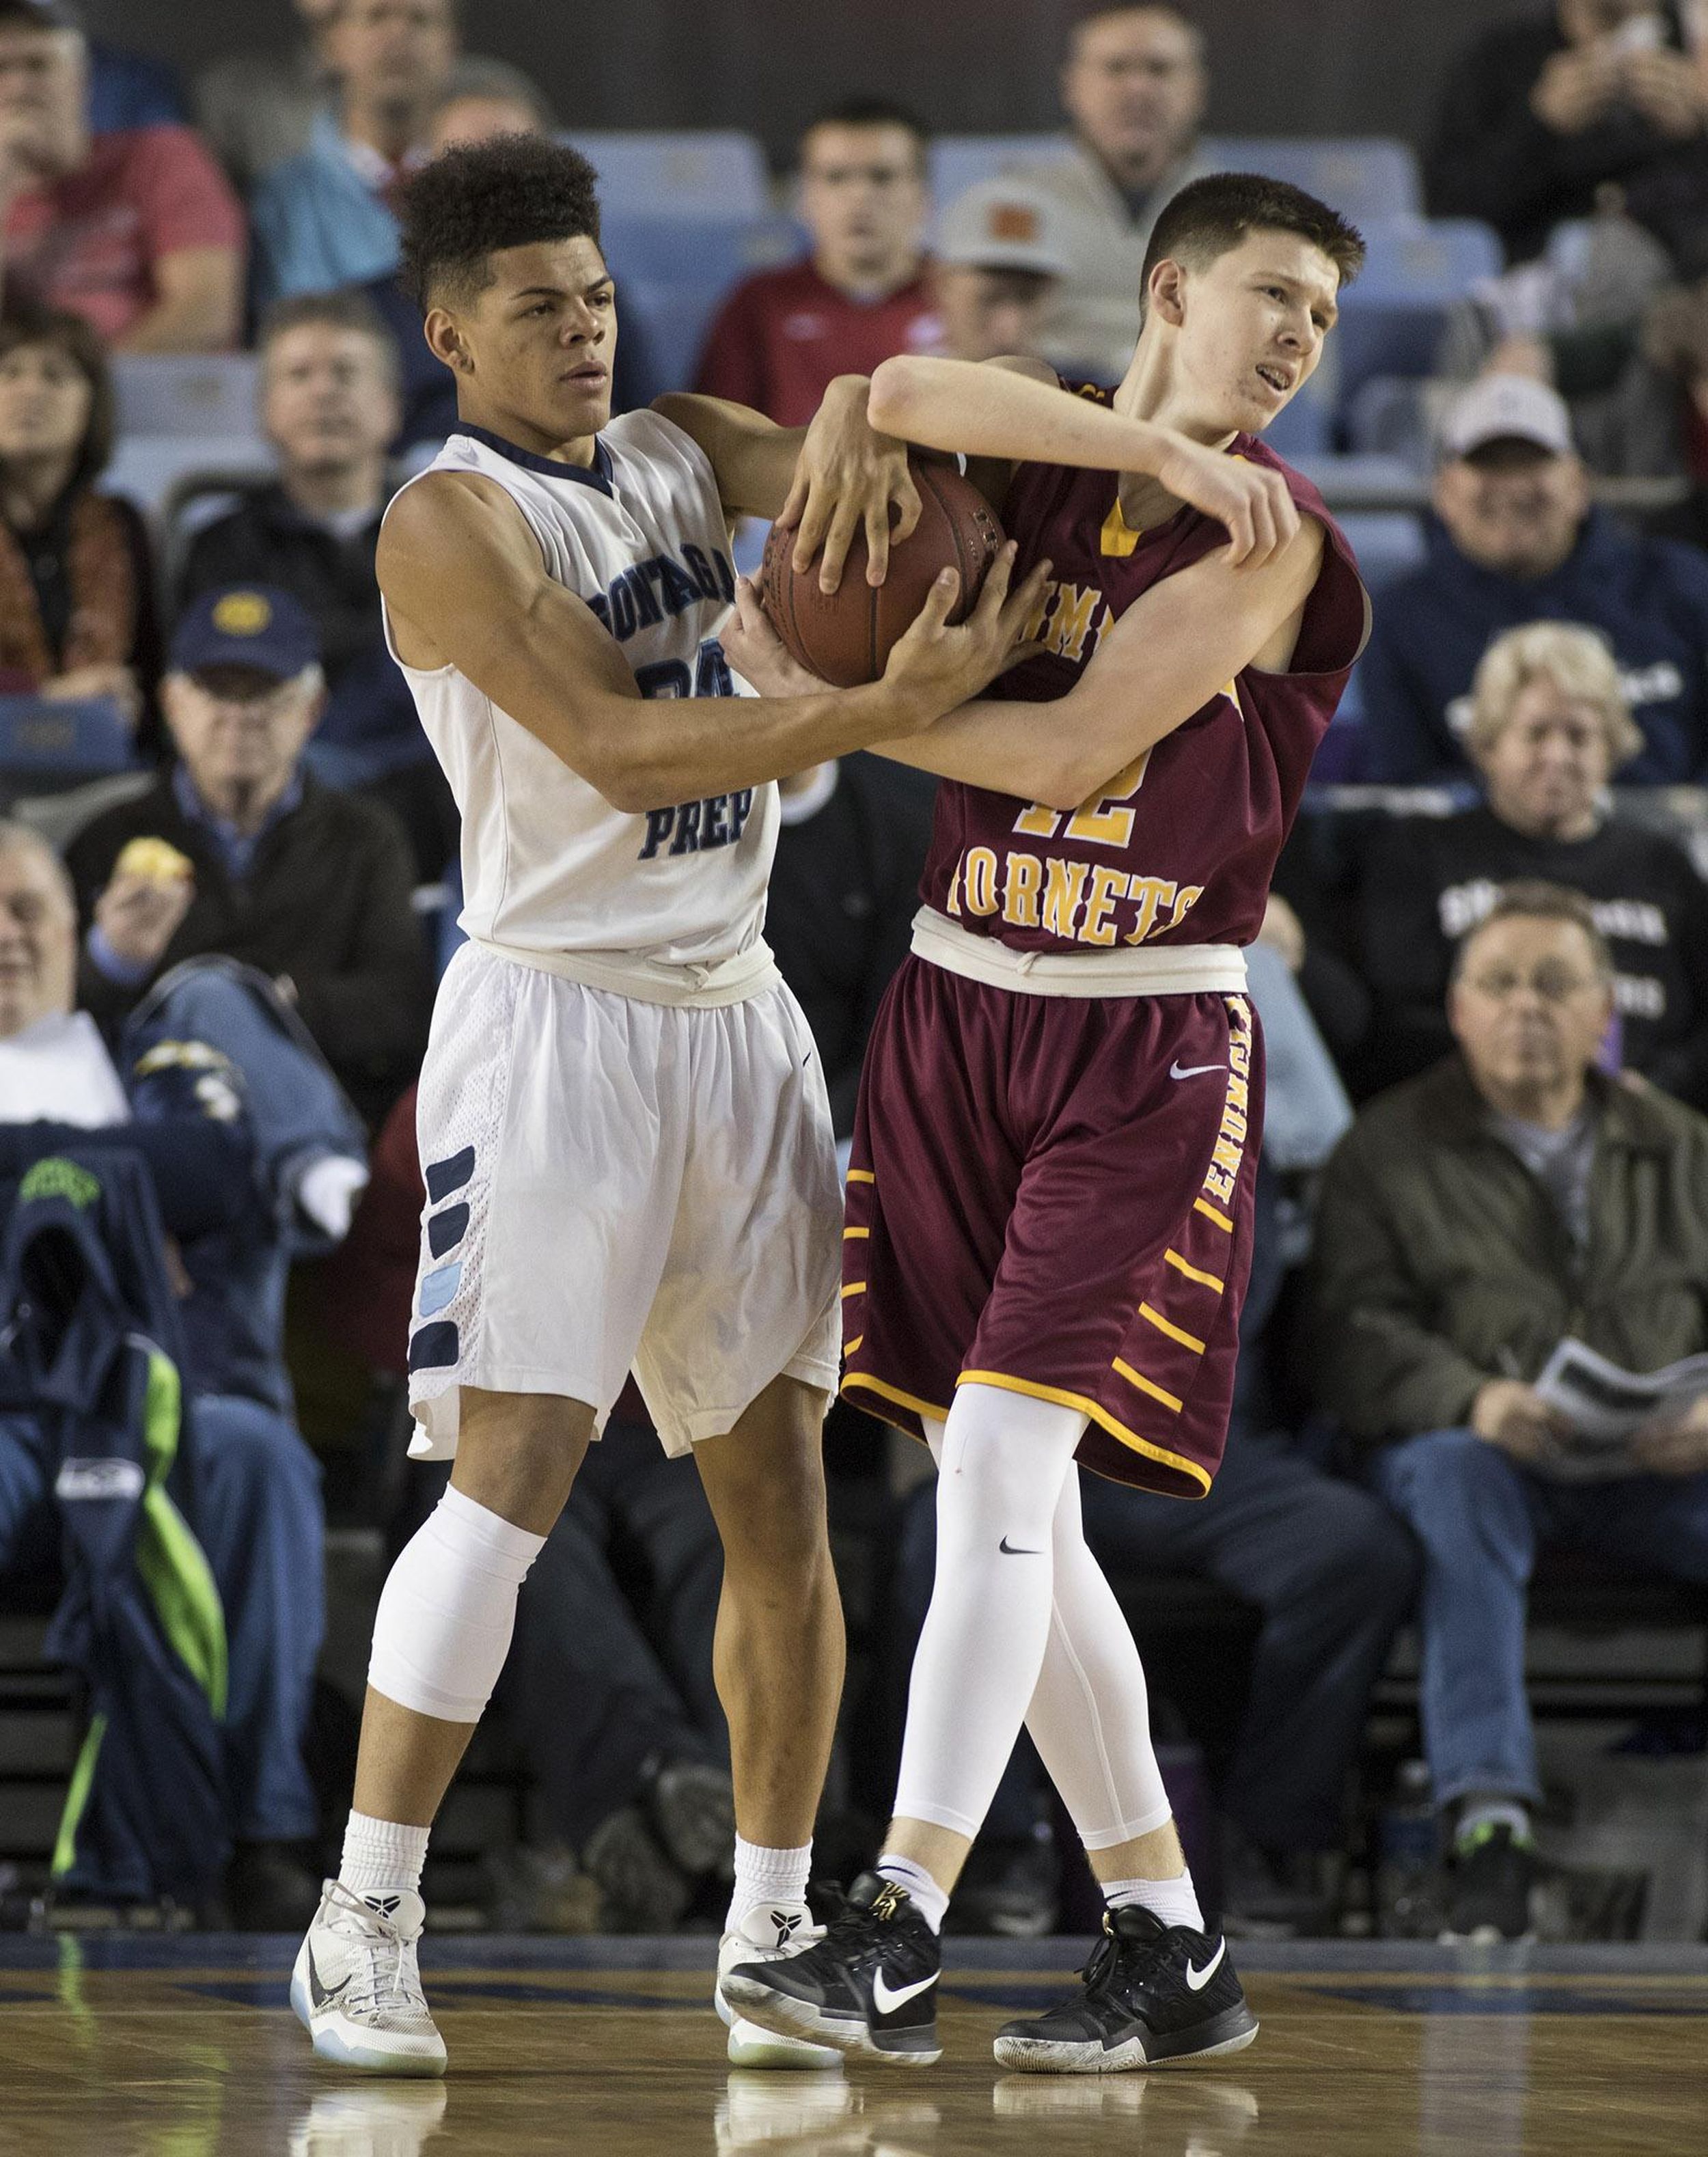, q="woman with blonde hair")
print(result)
[1305,618,1708,1101]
